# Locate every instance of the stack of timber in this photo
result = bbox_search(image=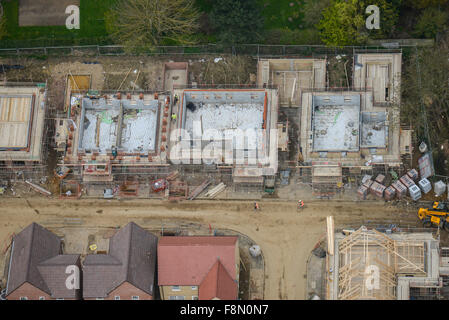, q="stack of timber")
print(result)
[205,183,226,198]
[187,179,212,200]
